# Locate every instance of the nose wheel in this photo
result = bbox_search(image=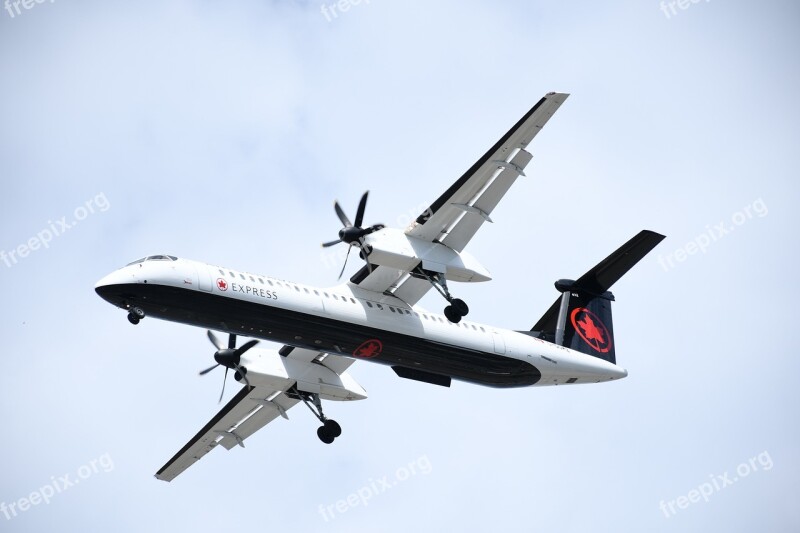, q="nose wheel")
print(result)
[127,306,145,325]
